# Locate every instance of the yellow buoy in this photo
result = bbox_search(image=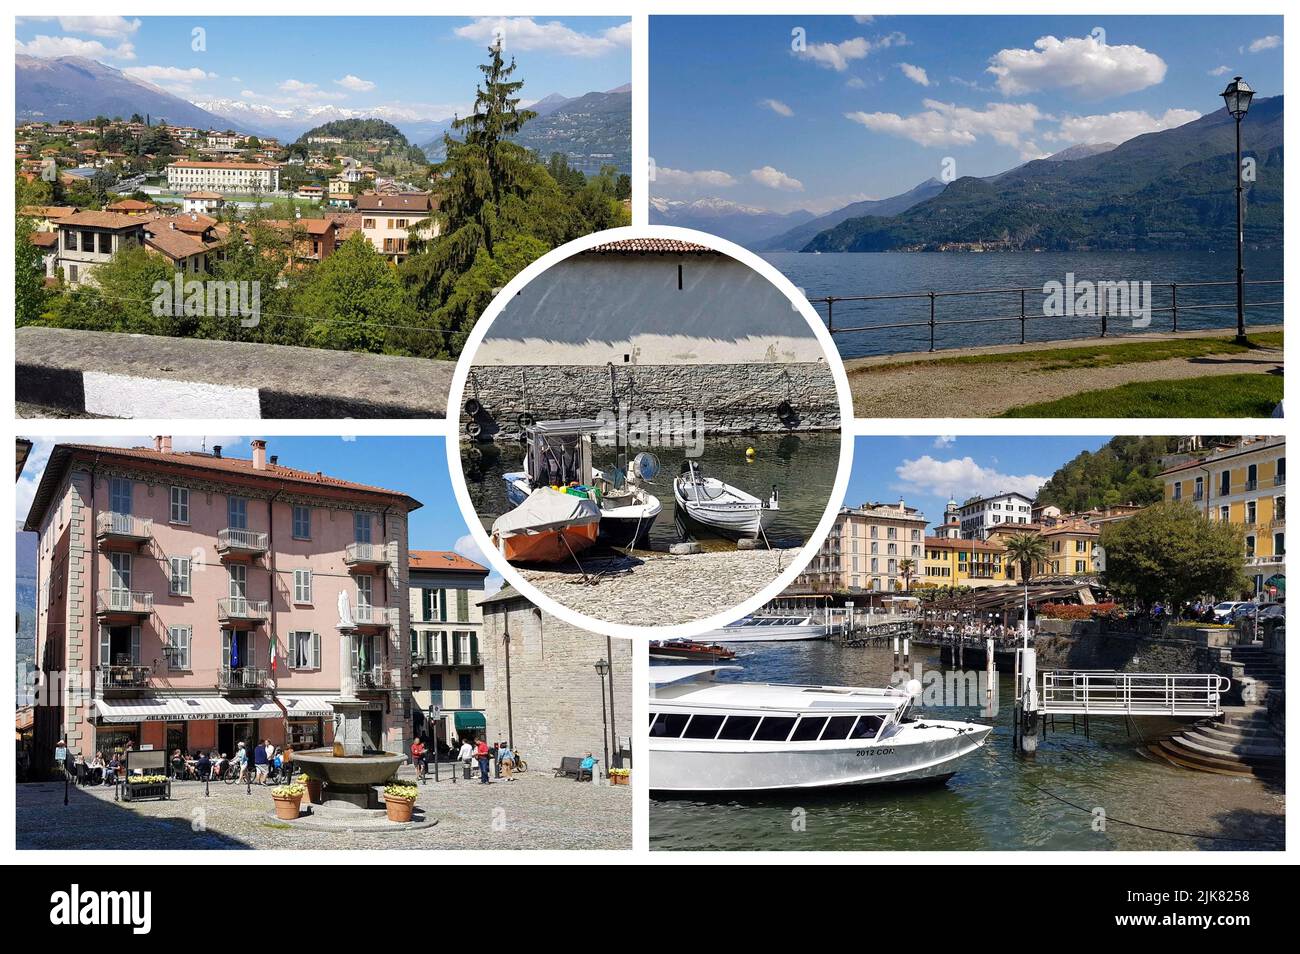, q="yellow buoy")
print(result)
[745,447,756,461]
